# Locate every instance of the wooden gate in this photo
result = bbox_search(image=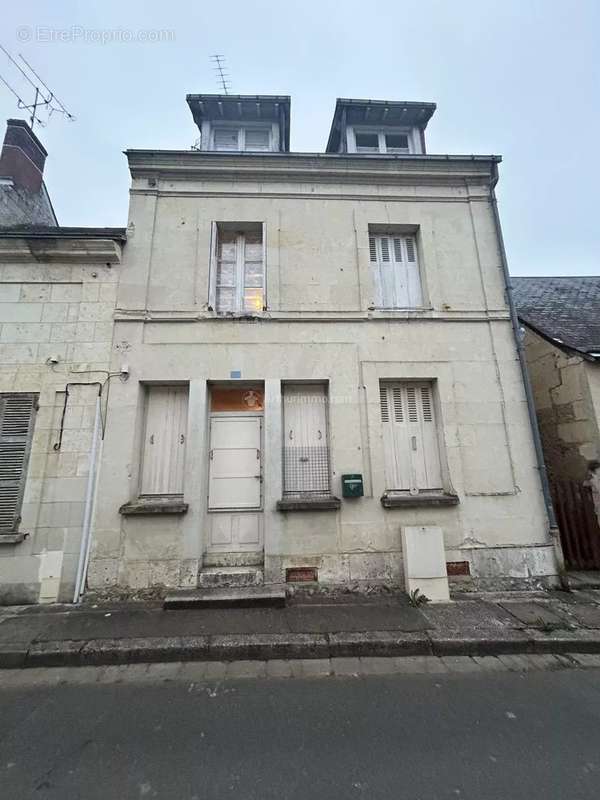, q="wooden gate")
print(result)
[551,479,600,570]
